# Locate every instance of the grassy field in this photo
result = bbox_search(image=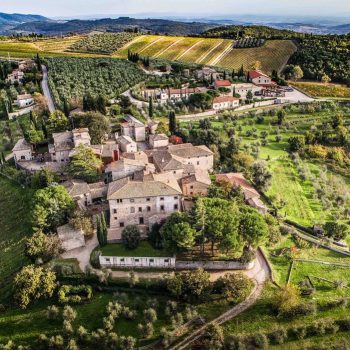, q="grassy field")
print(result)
[114,35,296,73]
[292,81,350,99]
[0,177,34,301]
[100,241,170,257]
[183,104,350,227]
